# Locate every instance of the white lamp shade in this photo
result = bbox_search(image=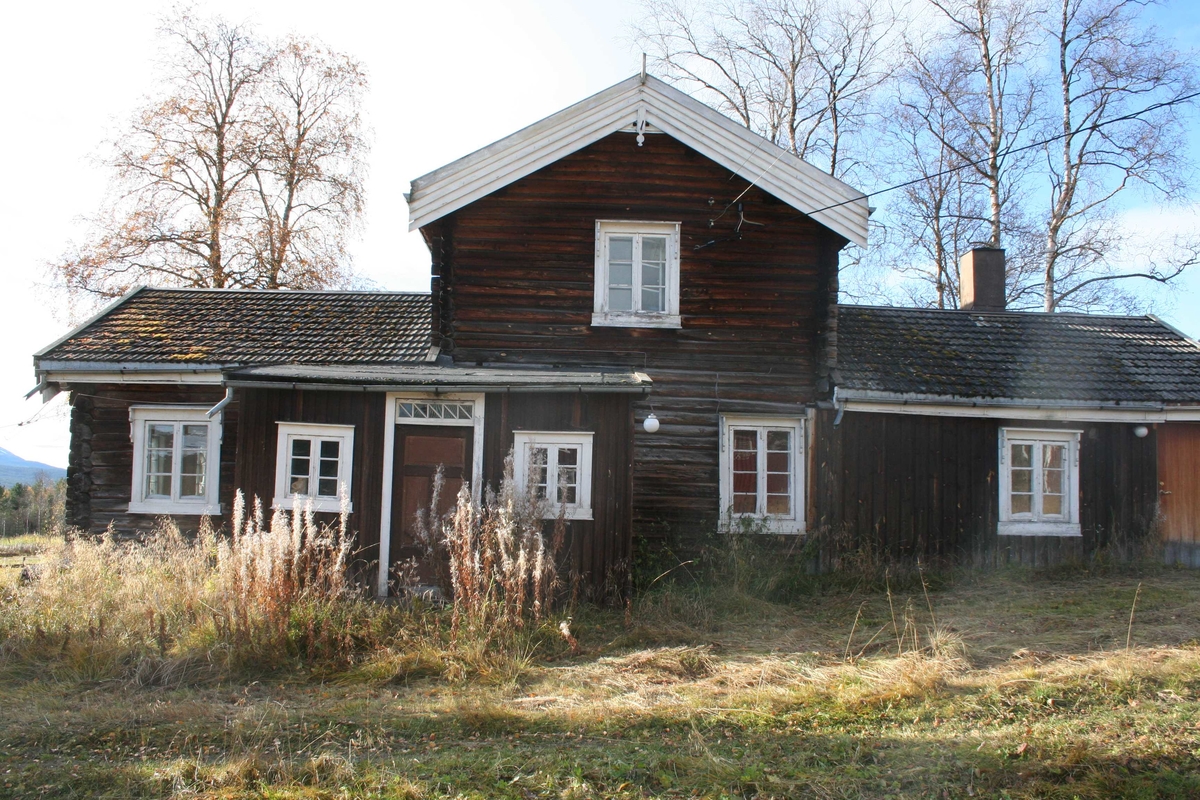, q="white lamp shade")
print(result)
[643,413,660,433]
[1133,425,1149,439]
